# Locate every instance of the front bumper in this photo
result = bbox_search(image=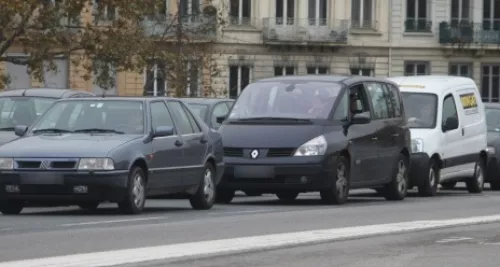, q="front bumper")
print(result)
[218,156,335,193]
[409,152,430,187]
[0,170,129,203]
